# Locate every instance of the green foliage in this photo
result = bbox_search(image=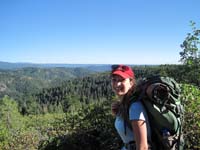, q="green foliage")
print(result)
[0,63,200,149]
[180,21,200,65]
[0,84,199,150]
[0,67,95,101]
[0,95,24,147]
[181,84,200,149]
[179,21,200,86]
[0,112,66,150]
[39,101,121,150]
[0,100,121,150]
[34,74,113,114]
